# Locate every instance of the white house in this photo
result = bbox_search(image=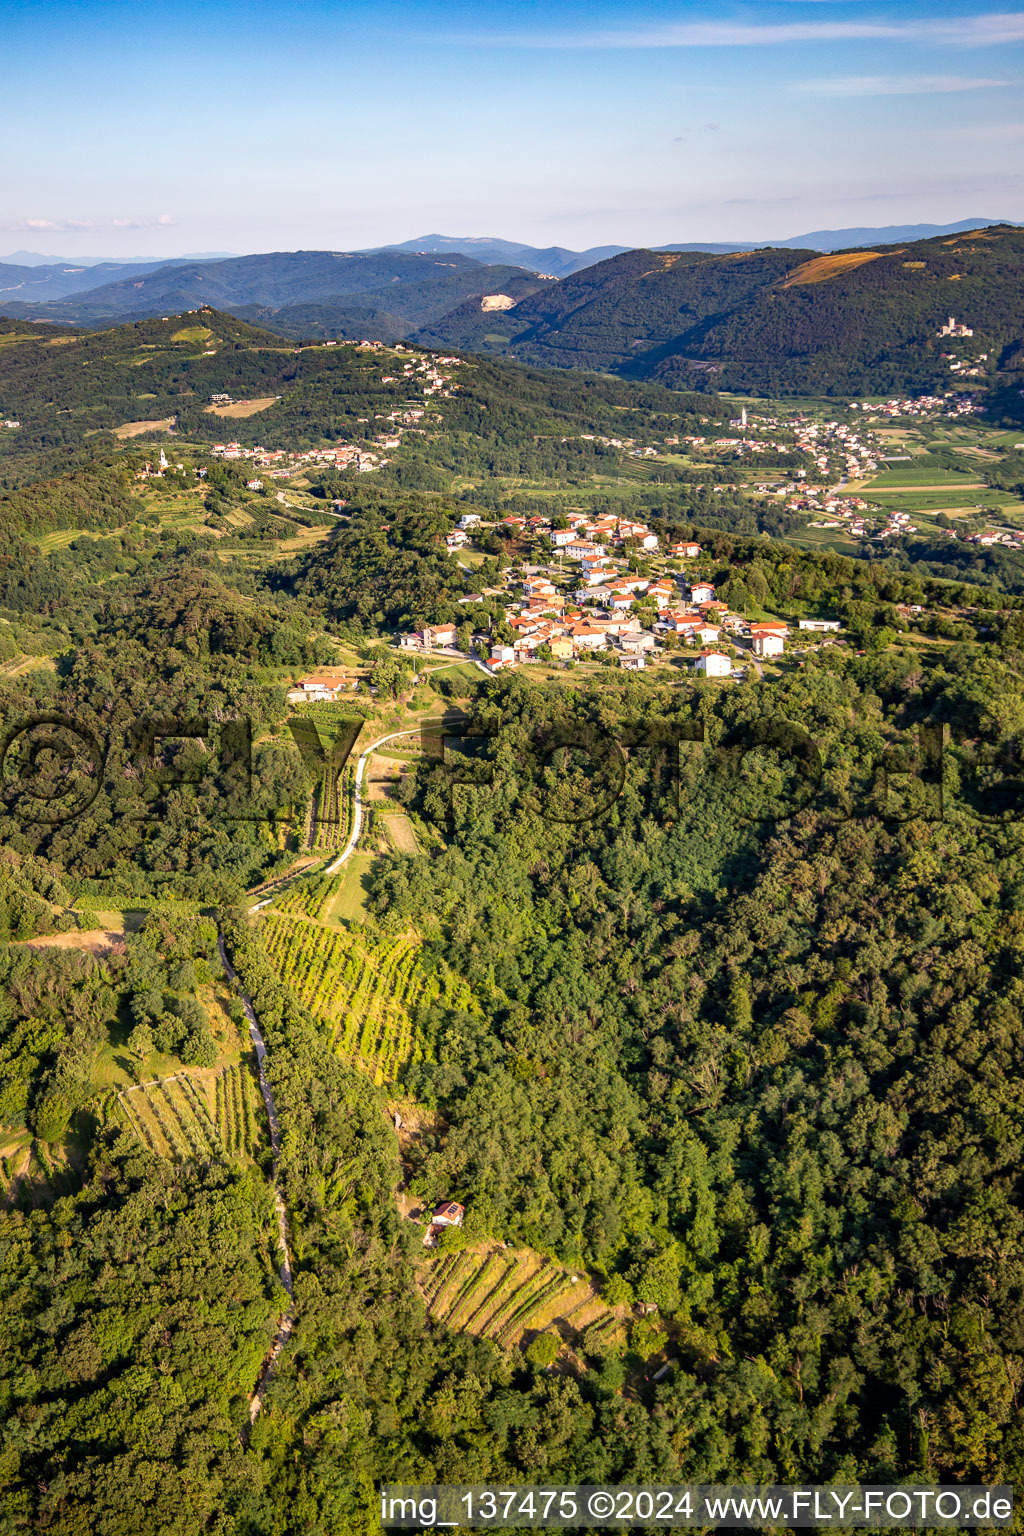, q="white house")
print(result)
[288,673,354,703]
[424,1200,466,1247]
[690,583,716,604]
[749,622,788,641]
[569,626,607,651]
[647,581,676,608]
[490,644,515,664]
[620,654,646,671]
[423,622,457,648]
[797,618,841,632]
[753,633,785,658]
[458,513,482,529]
[696,650,731,677]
